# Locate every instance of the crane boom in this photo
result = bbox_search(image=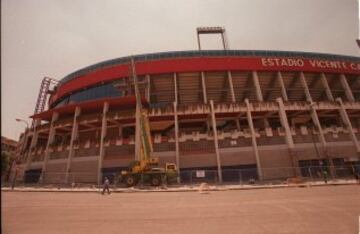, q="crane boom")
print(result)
[130,58,153,163]
[119,58,177,187]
